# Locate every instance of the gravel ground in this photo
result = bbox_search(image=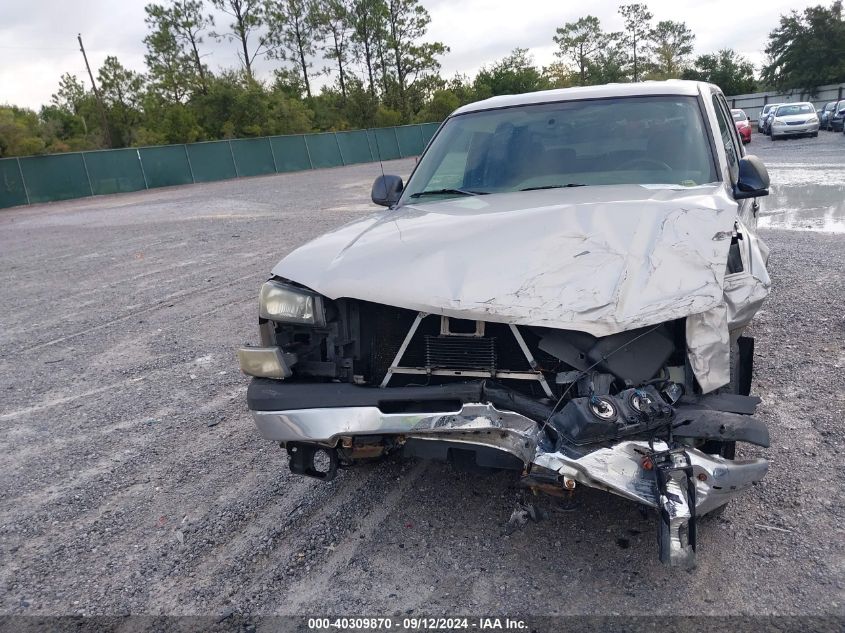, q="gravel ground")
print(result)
[1,133,843,618]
